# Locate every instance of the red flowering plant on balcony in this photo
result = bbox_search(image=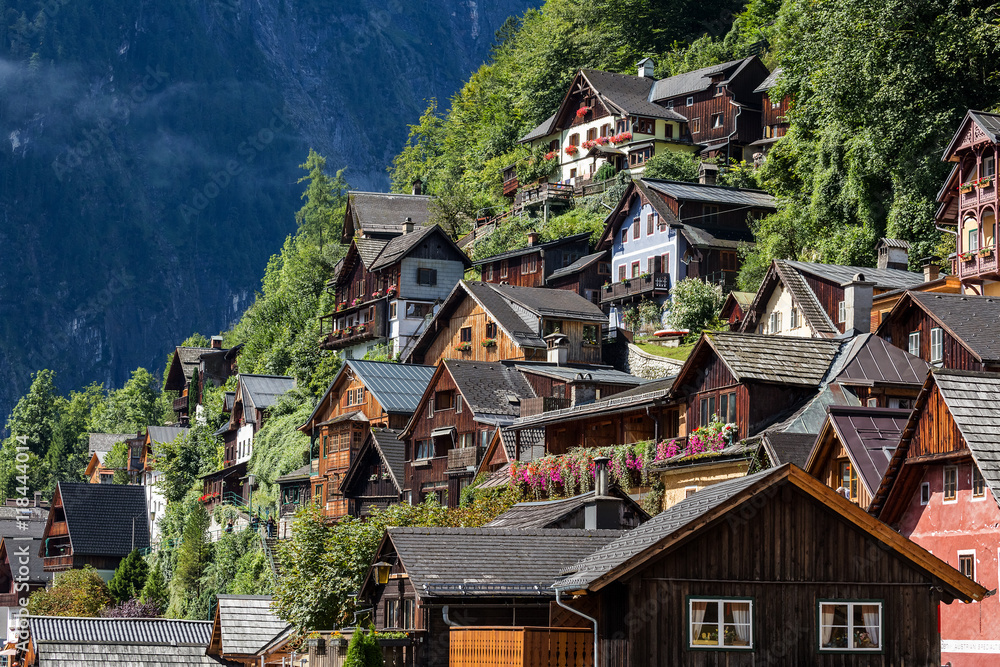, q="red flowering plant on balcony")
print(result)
[387,284,398,296]
[371,290,382,299]
[582,139,597,150]
[544,151,556,161]
[564,145,579,156]
[575,106,591,118]
[595,136,609,145]
[199,491,220,503]
[351,297,360,307]
[610,132,633,144]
